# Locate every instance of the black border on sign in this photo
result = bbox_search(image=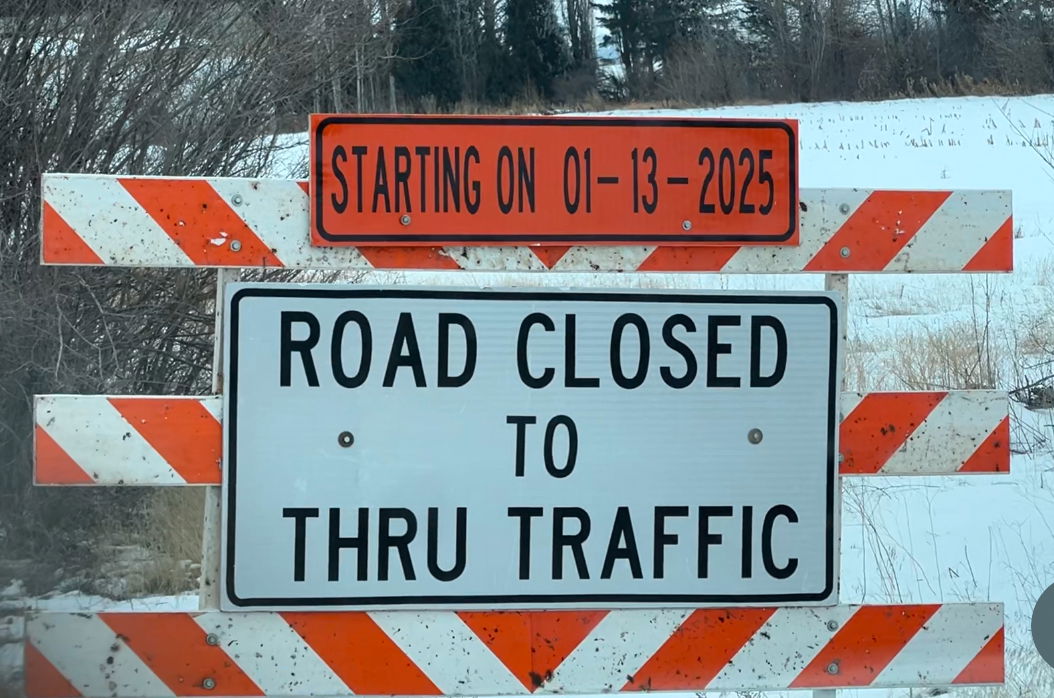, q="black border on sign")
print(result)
[311,115,798,244]
[225,287,837,608]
